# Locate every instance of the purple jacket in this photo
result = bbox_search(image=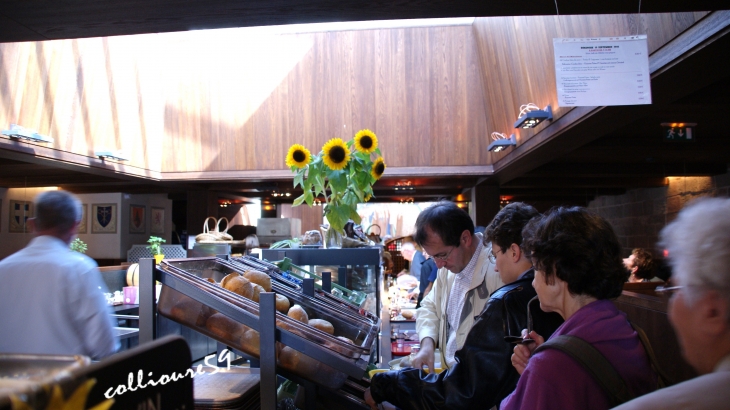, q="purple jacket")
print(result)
[500,300,656,410]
